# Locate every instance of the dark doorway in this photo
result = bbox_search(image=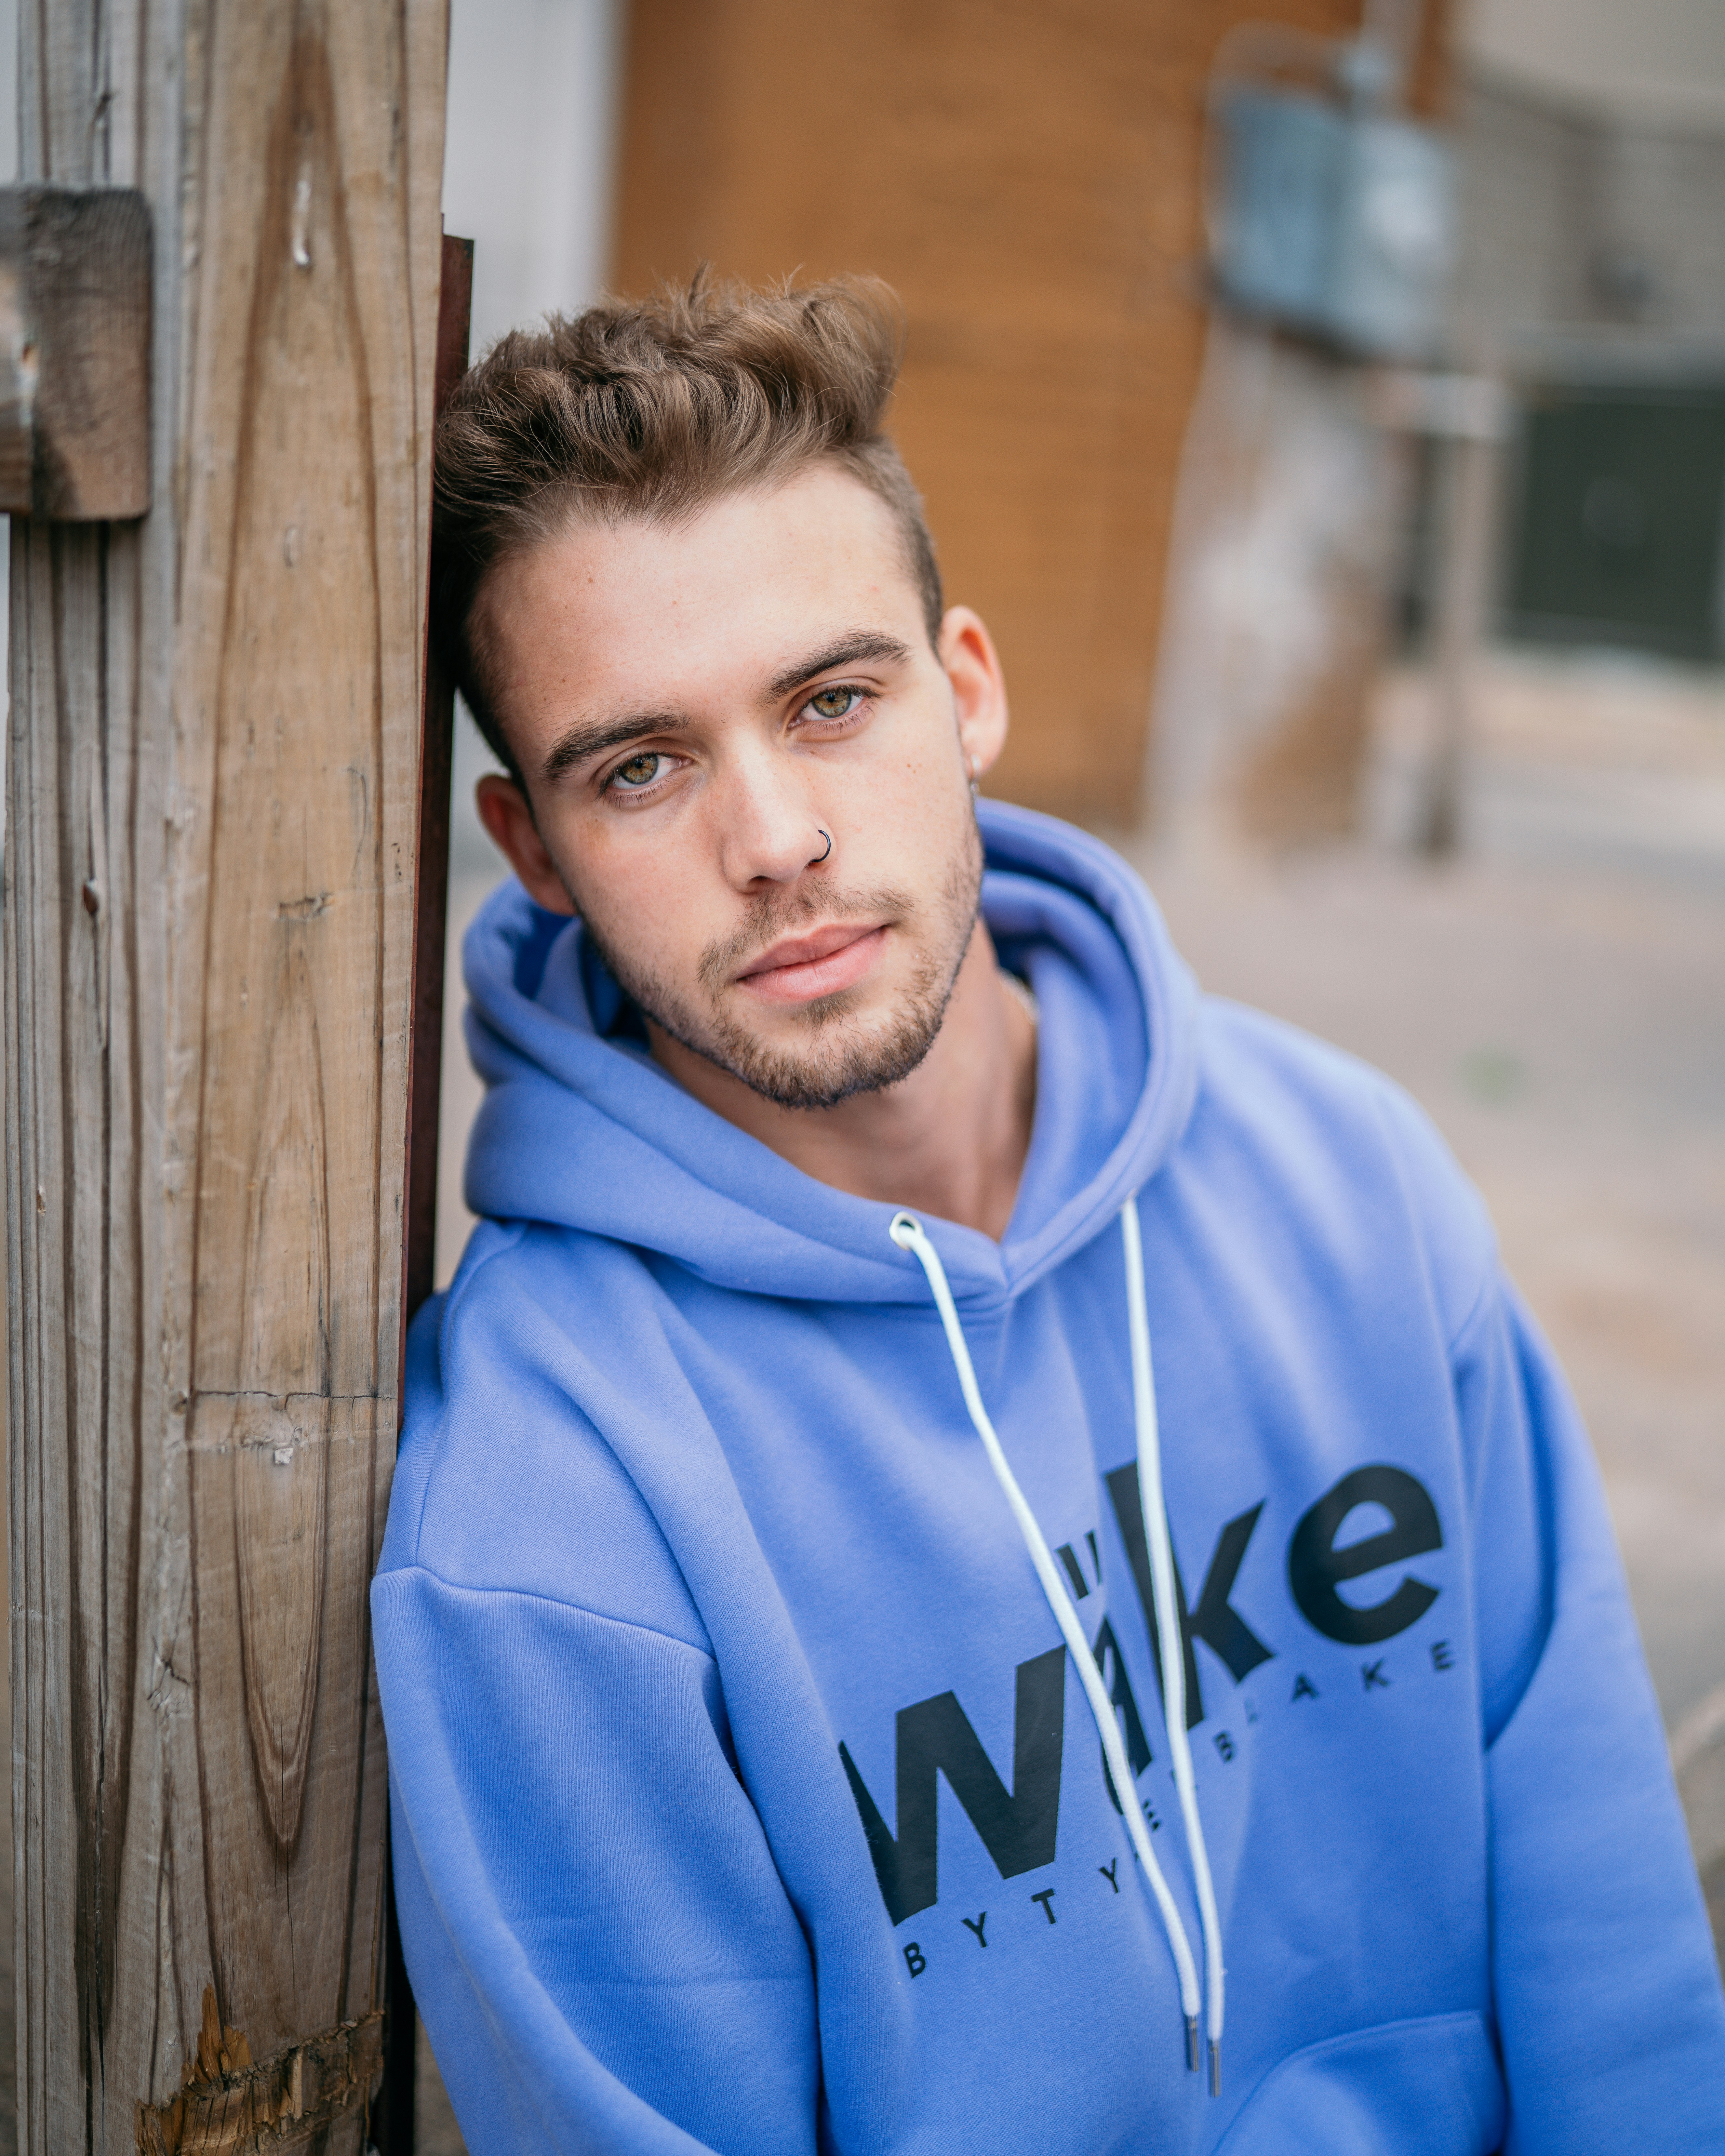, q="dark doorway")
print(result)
[1504,382,1725,664]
